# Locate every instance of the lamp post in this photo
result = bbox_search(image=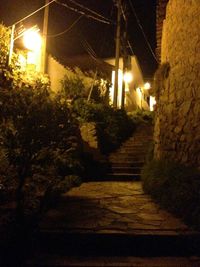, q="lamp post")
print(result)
[41,0,50,74]
[113,0,121,108]
[23,28,42,51]
[23,28,42,72]
[8,25,42,71]
[8,25,15,66]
